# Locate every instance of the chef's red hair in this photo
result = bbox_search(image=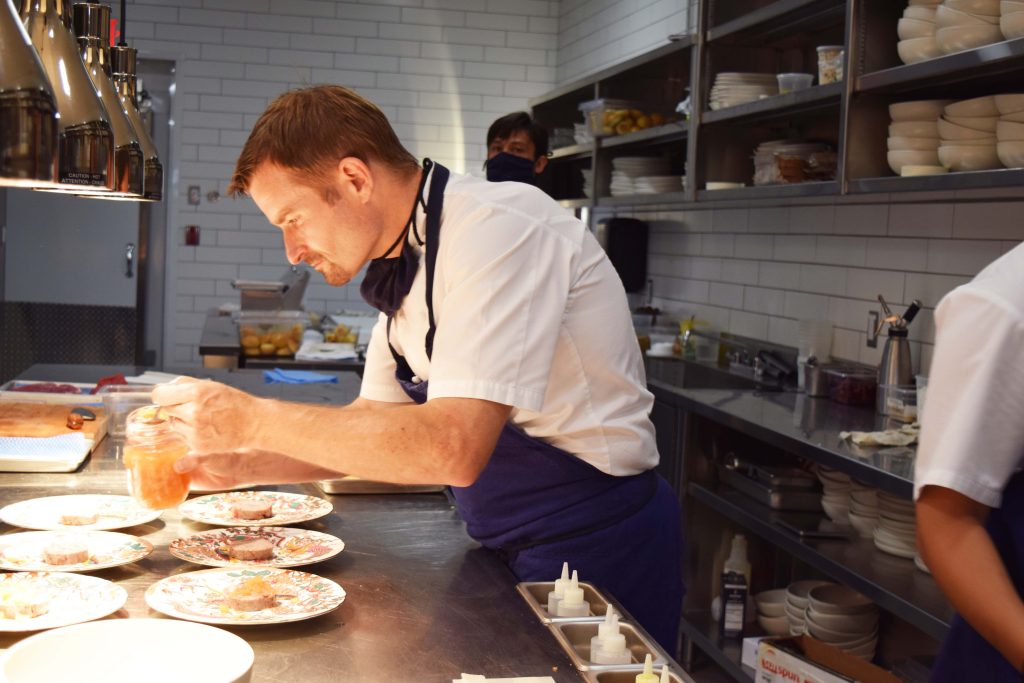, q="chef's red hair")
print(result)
[228,85,419,202]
